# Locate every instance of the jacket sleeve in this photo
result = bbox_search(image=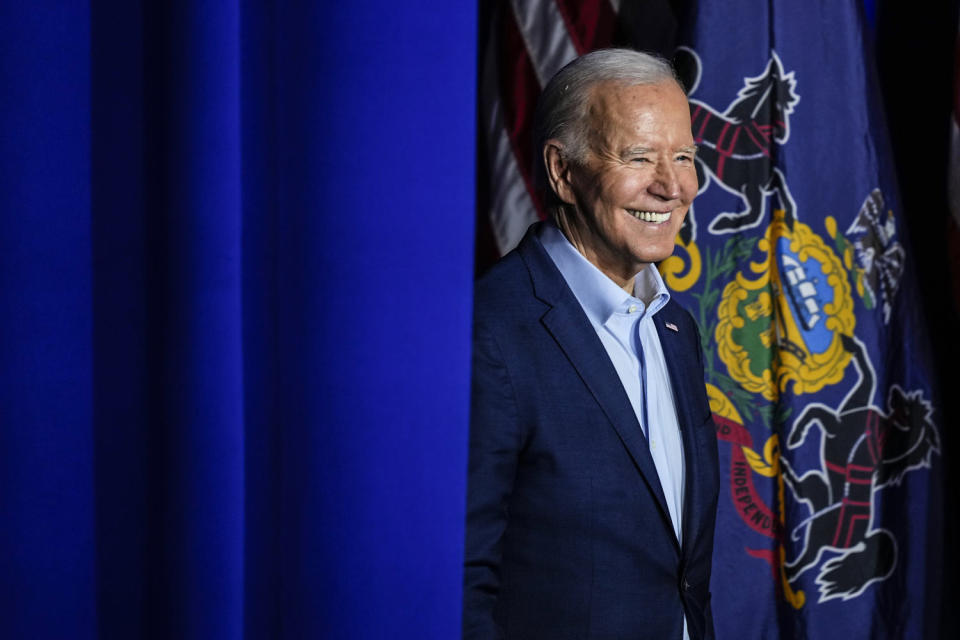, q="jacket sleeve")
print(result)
[462,320,521,640]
